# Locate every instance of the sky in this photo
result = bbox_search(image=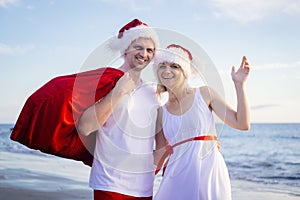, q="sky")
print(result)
[0,0,300,124]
